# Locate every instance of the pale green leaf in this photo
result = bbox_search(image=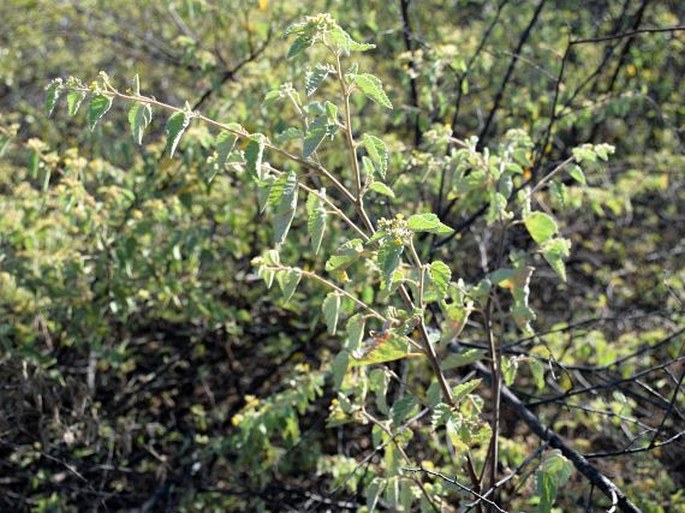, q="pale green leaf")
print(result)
[245,135,265,181]
[214,130,238,165]
[524,211,558,245]
[305,64,332,96]
[325,239,365,272]
[165,111,189,157]
[368,181,395,198]
[322,292,341,335]
[369,368,389,414]
[288,34,313,59]
[428,261,451,300]
[67,90,86,116]
[267,171,298,245]
[440,348,485,371]
[541,237,572,282]
[353,73,393,109]
[88,93,113,130]
[378,238,404,288]
[303,116,335,157]
[568,164,586,185]
[344,313,365,352]
[407,213,454,235]
[277,267,301,303]
[452,378,481,403]
[306,188,327,254]
[128,102,152,145]
[332,350,349,390]
[363,133,388,179]
[45,79,63,116]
